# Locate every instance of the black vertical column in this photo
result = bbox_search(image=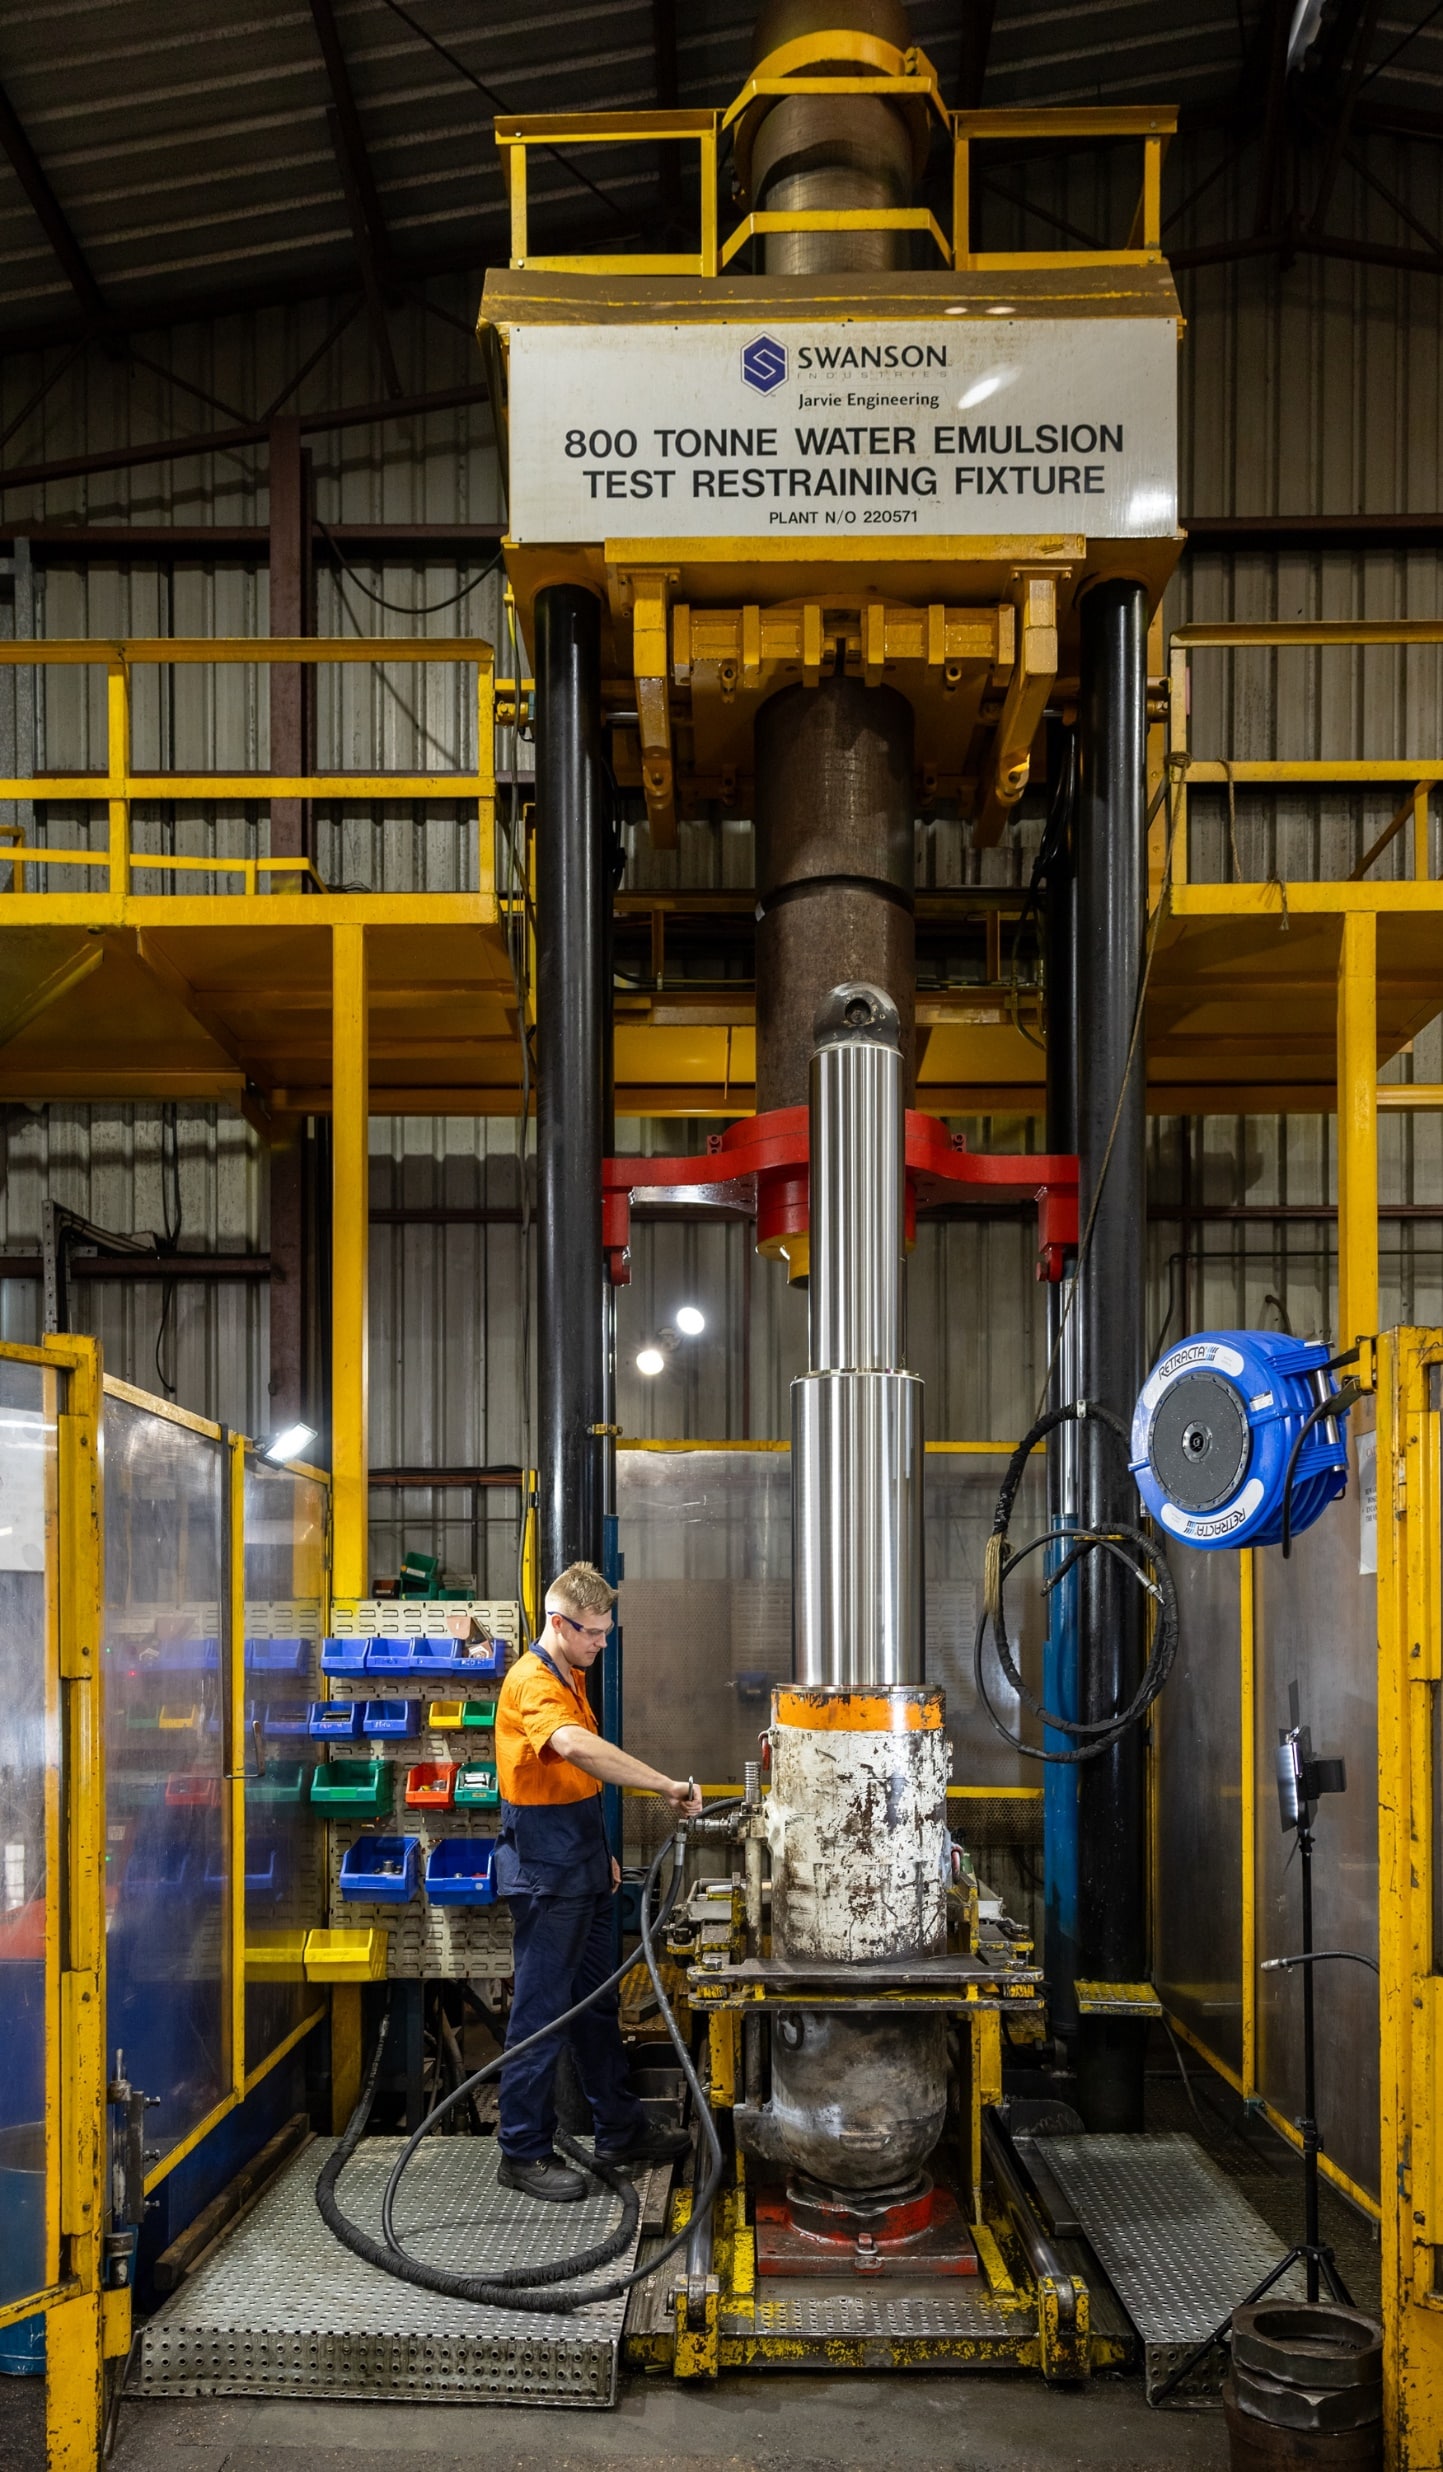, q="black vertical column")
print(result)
[1074,579,1149,2132]
[1041,721,1081,2032]
[535,583,607,1590]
